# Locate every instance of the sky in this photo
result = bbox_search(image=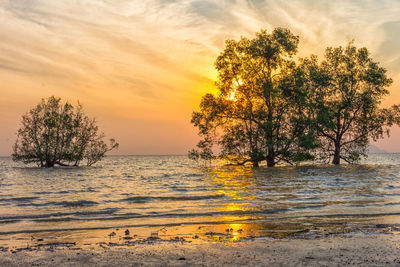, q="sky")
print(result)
[1,0,400,155]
